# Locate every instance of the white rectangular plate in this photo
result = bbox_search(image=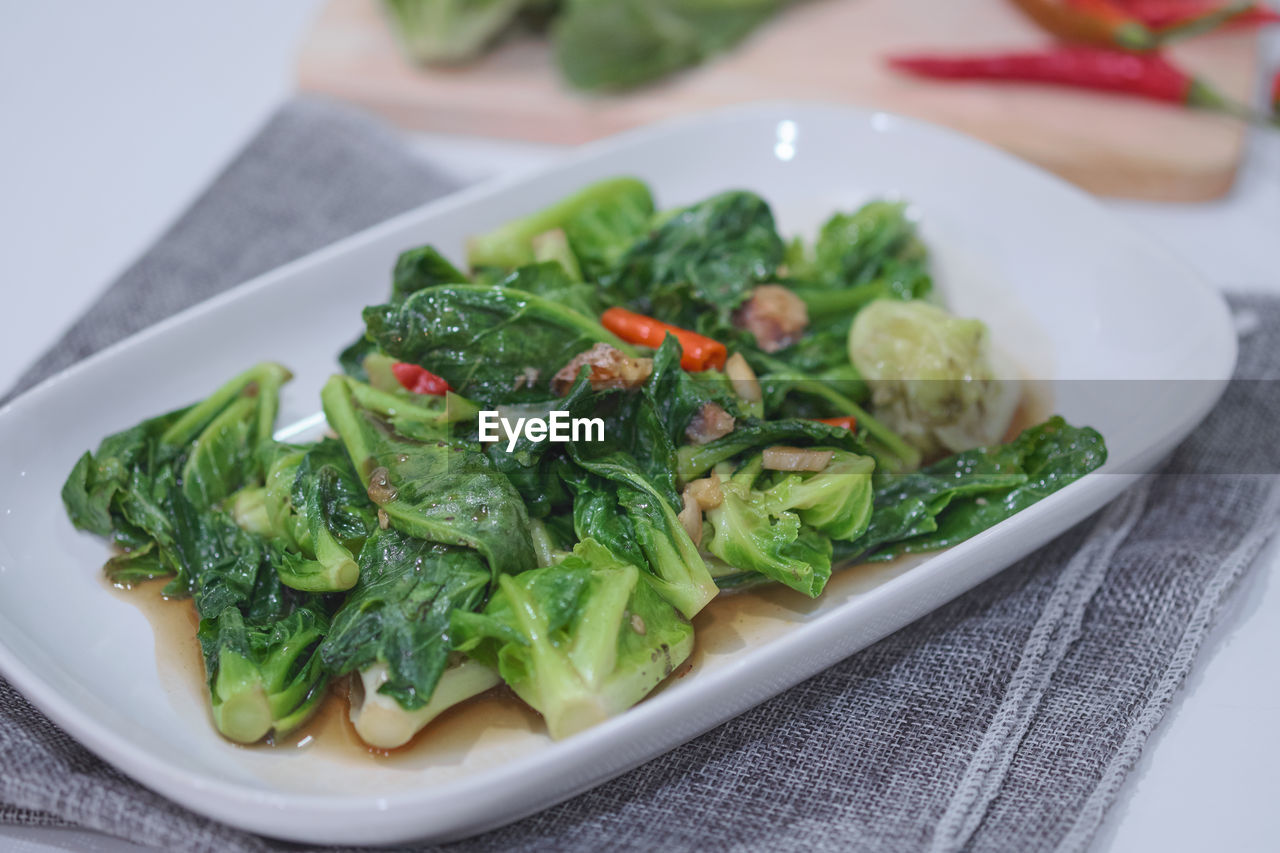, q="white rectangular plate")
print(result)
[0,104,1234,846]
